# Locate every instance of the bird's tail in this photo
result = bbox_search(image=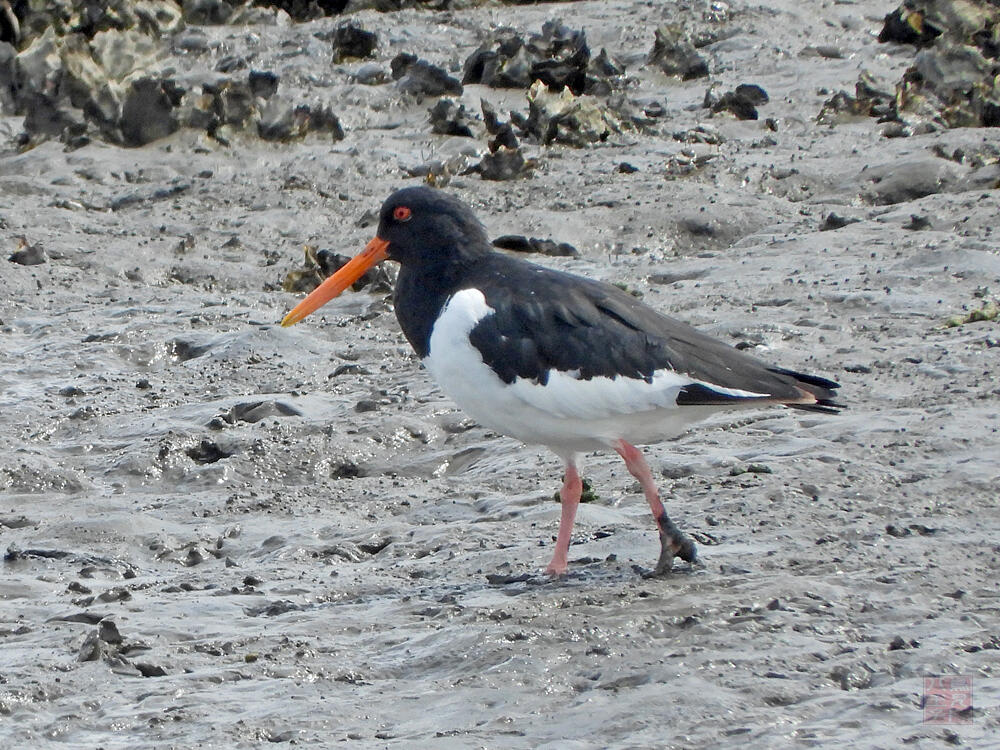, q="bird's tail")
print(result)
[769,367,845,414]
